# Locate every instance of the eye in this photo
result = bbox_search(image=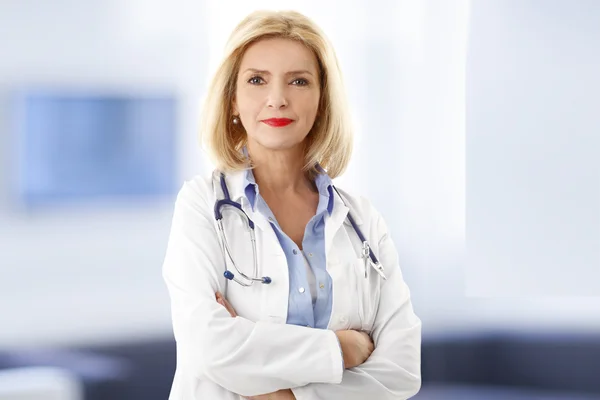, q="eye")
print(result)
[292,78,309,86]
[247,76,264,85]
